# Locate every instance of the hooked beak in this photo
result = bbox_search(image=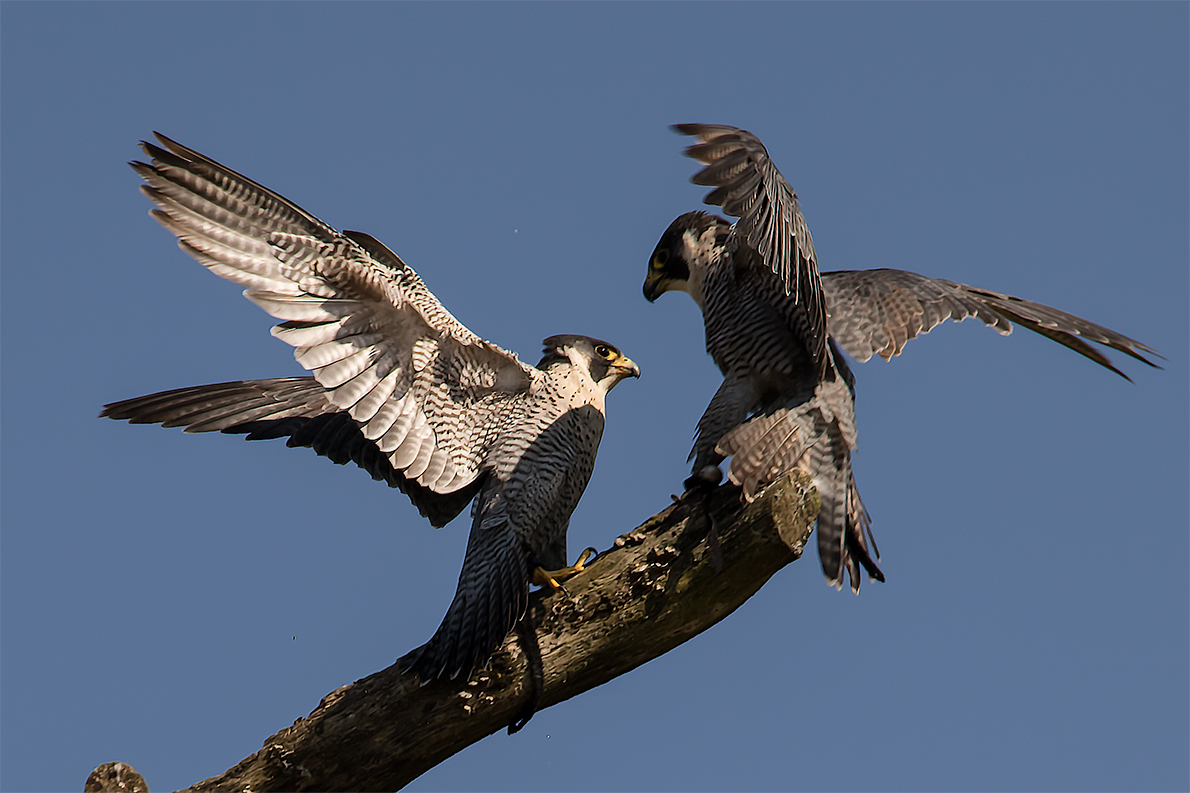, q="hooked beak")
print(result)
[613,355,641,381]
[642,276,664,303]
